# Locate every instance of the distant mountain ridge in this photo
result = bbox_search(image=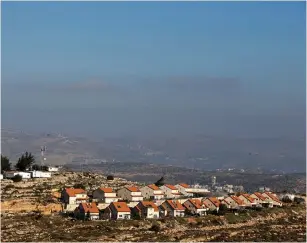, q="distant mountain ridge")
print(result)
[1,128,305,172]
